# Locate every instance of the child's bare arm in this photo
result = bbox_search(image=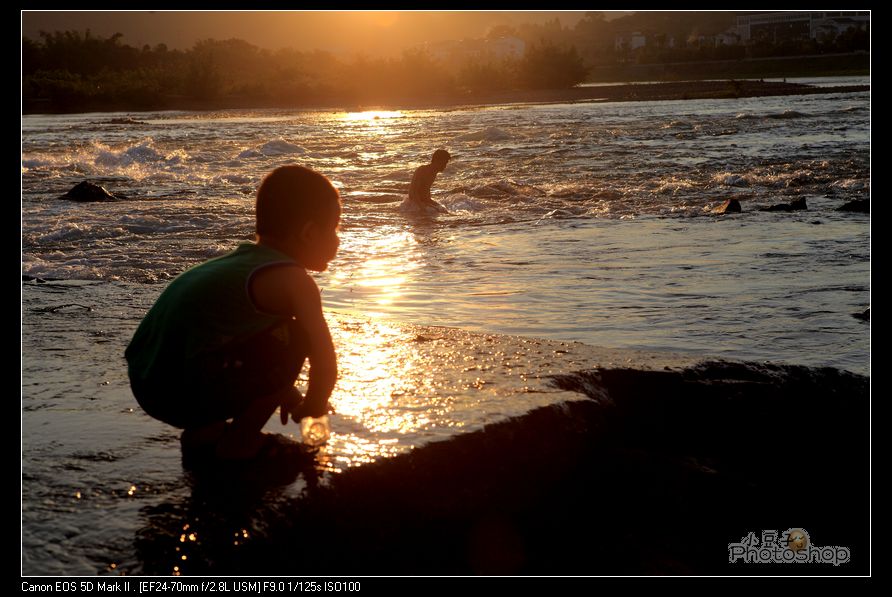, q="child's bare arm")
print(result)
[287,273,337,417]
[251,266,337,418]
